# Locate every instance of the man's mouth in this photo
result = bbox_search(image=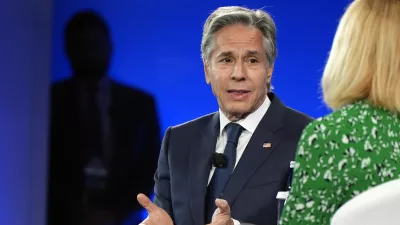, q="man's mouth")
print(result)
[227,89,250,94]
[227,89,251,99]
